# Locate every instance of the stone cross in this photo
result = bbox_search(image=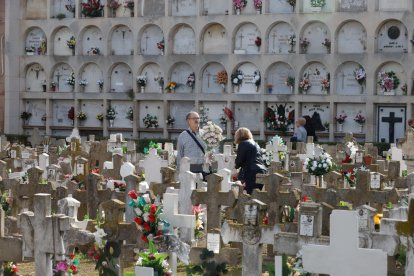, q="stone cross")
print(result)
[60,137,88,170]
[302,210,387,276]
[191,173,236,231]
[138,148,168,185]
[217,168,236,192]
[103,154,124,180]
[18,193,71,276]
[381,112,403,143]
[160,192,195,233]
[150,167,180,197]
[221,199,279,276]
